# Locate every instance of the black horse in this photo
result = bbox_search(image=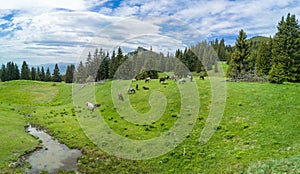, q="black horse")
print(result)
[128,88,136,94]
[159,78,166,83]
[143,86,149,90]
